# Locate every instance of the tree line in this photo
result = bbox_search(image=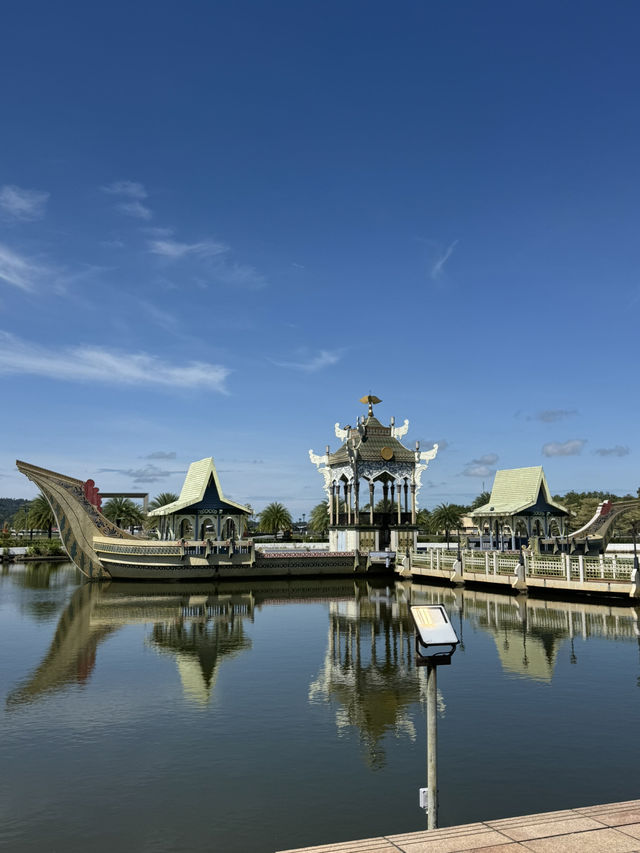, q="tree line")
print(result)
[6,487,640,542]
